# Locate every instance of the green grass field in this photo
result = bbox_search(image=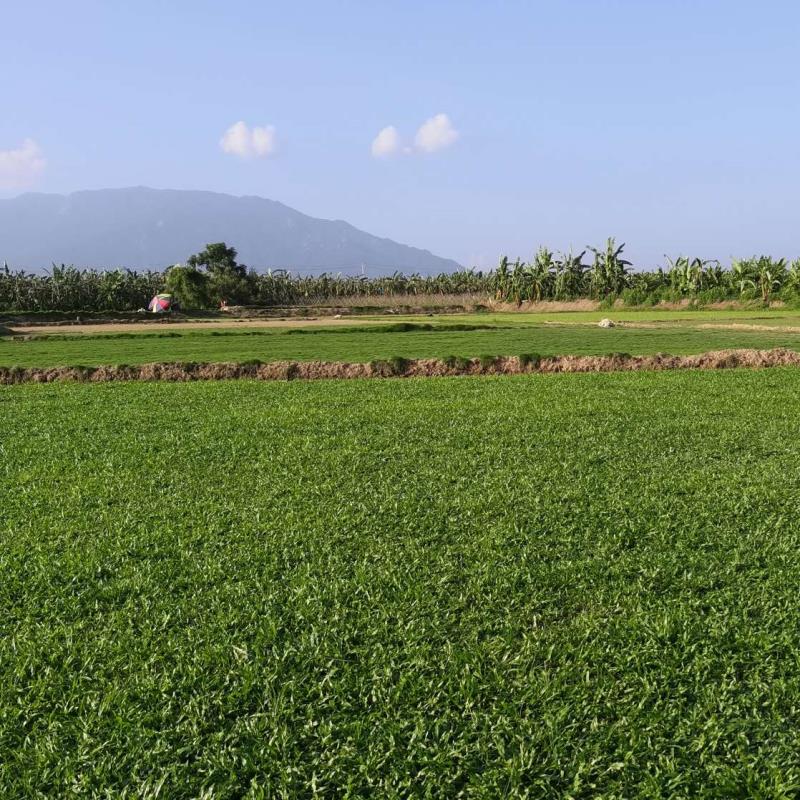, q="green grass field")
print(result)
[4,371,800,796]
[4,316,800,367]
